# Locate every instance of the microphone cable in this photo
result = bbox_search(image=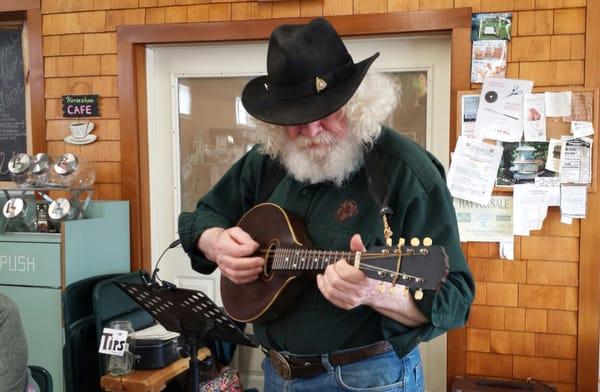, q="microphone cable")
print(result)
[146,239,181,290]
